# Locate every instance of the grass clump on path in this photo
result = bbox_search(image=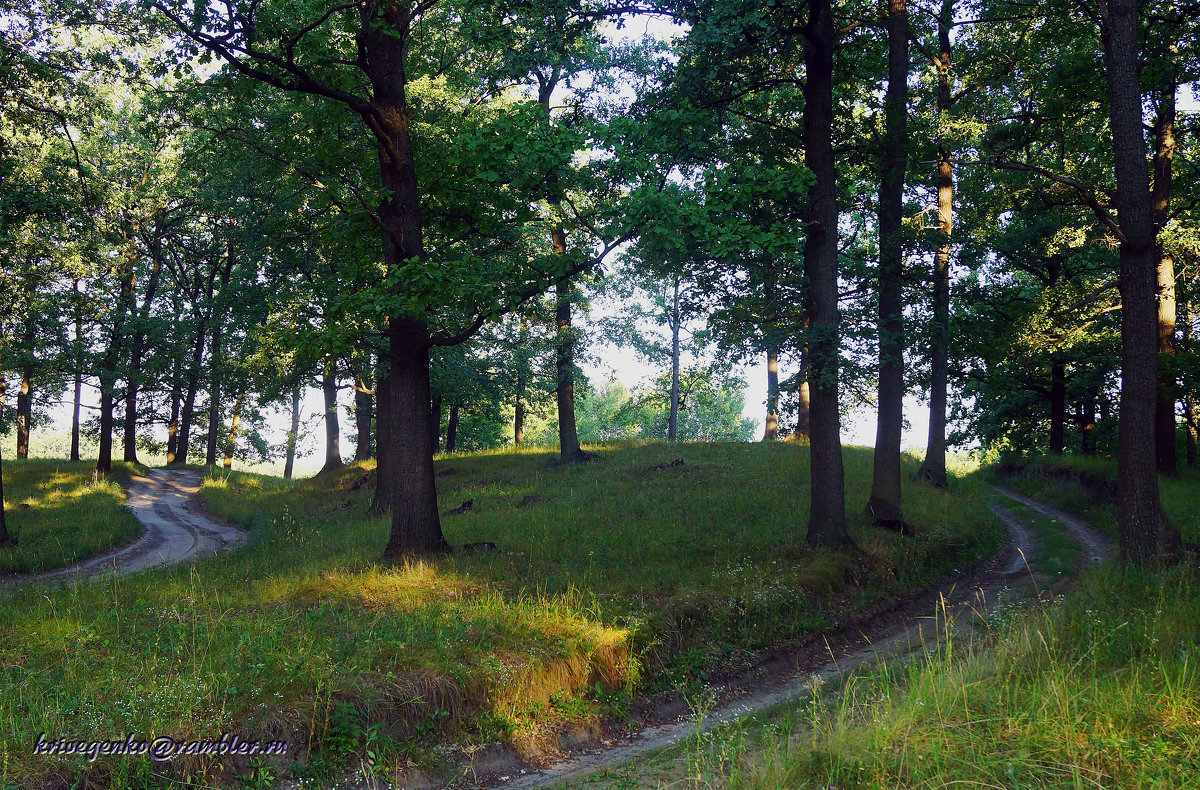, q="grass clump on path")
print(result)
[0,459,143,574]
[1,442,999,788]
